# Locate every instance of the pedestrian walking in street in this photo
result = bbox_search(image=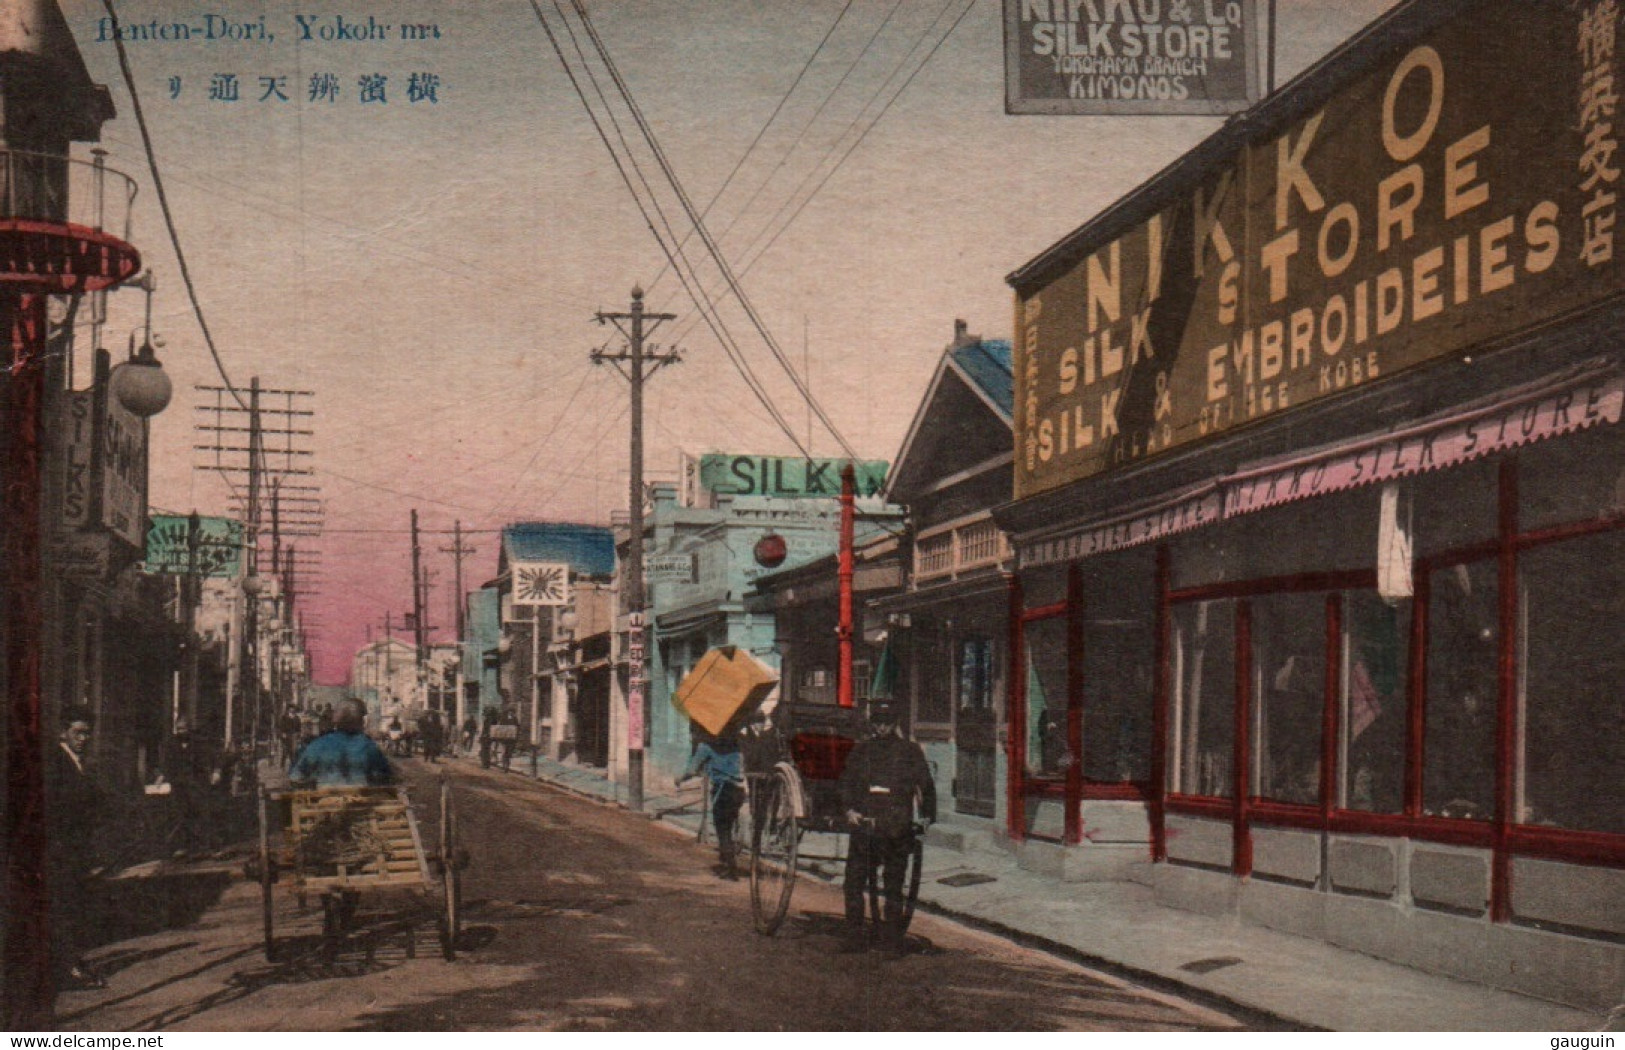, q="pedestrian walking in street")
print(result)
[48,706,108,990]
[420,710,445,764]
[289,698,396,788]
[461,716,477,756]
[385,715,405,757]
[676,722,745,879]
[837,698,935,957]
